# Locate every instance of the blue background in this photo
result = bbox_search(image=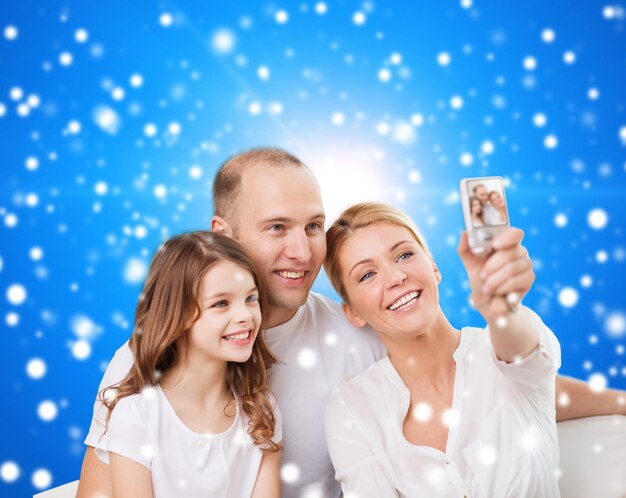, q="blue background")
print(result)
[1,0,625,495]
